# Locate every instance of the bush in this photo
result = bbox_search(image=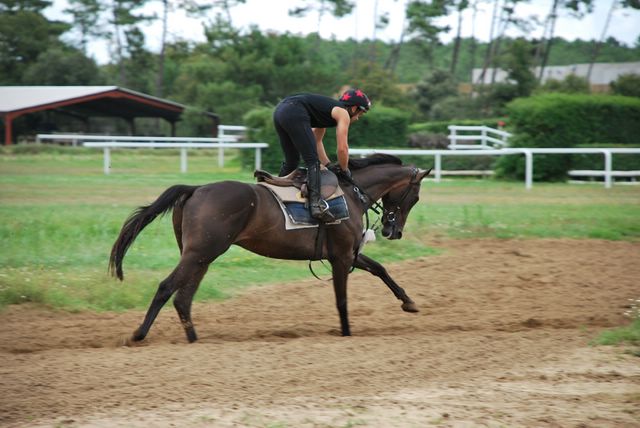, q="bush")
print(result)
[571,144,640,171]
[496,94,640,180]
[538,74,590,94]
[240,104,410,172]
[610,73,640,98]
